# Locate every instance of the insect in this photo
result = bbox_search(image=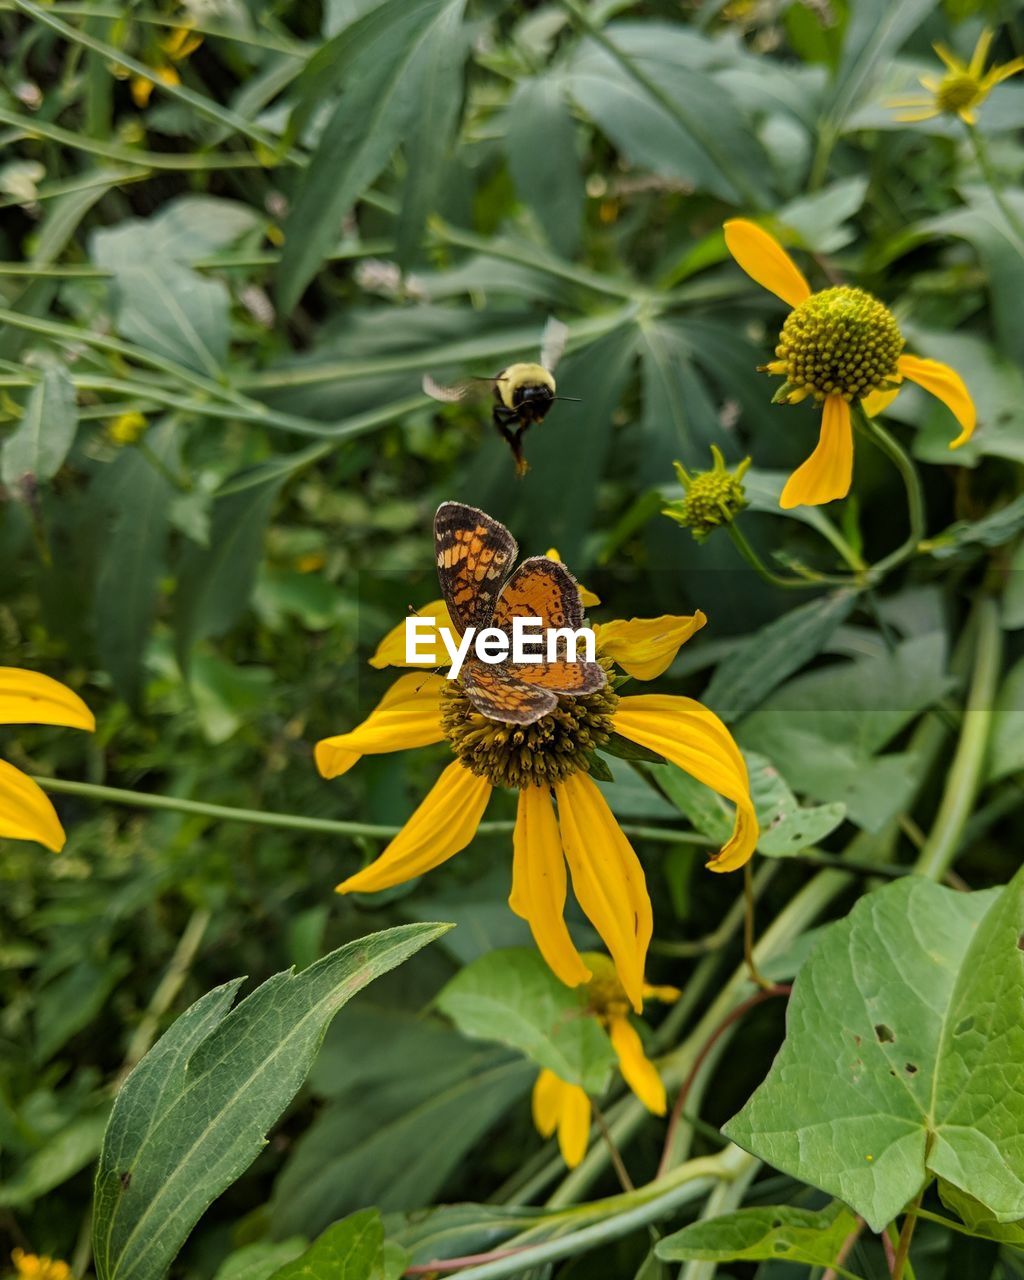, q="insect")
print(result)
[434,501,606,726]
[423,319,579,477]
